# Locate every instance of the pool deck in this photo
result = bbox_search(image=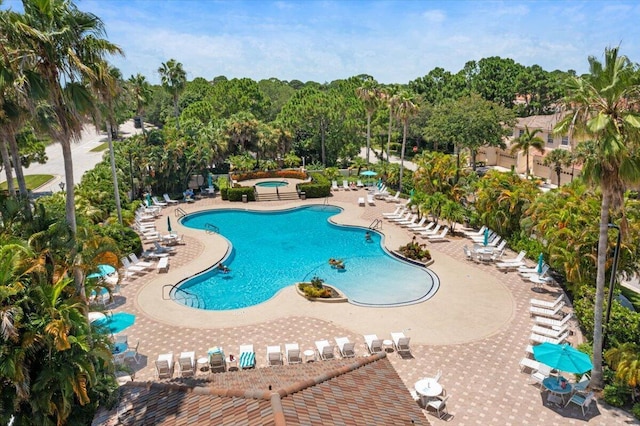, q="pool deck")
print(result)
[111,187,636,425]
